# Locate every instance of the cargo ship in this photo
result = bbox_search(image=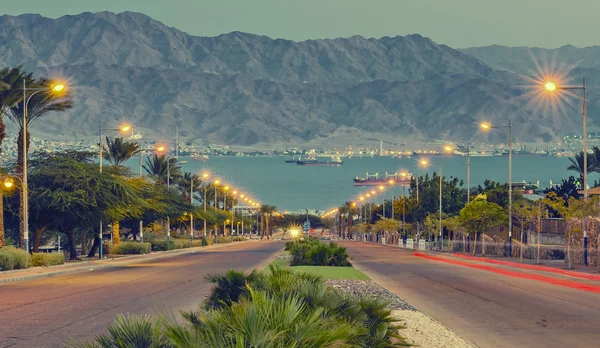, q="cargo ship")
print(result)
[285,154,299,163]
[192,154,209,161]
[297,156,343,166]
[353,172,409,186]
